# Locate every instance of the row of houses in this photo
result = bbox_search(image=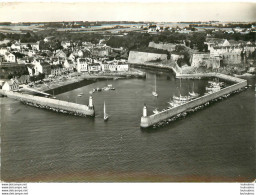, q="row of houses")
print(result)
[77,58,129,73]
[11,41,40,51]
